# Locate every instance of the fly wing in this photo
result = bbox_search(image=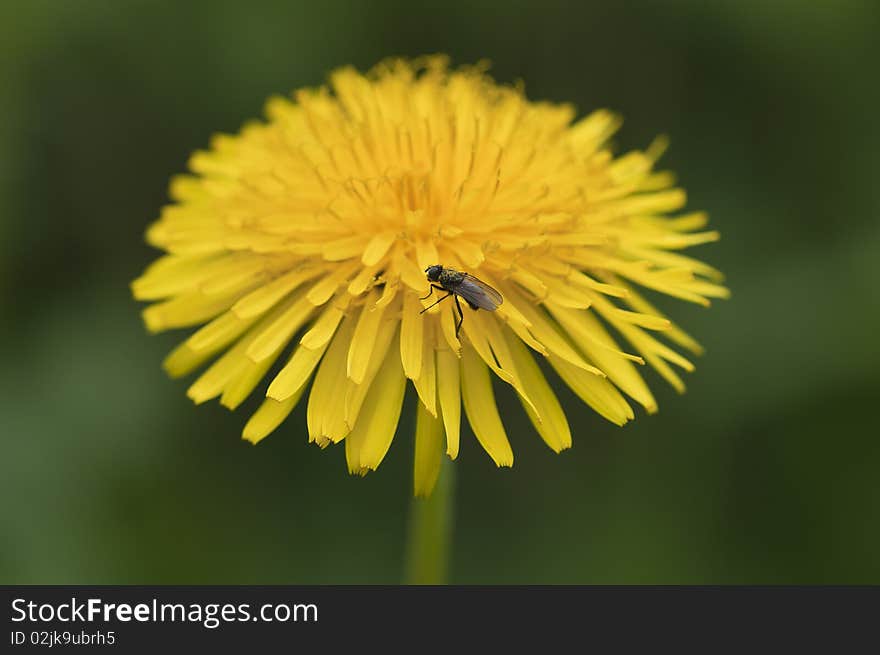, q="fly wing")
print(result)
[456,274,503,311]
